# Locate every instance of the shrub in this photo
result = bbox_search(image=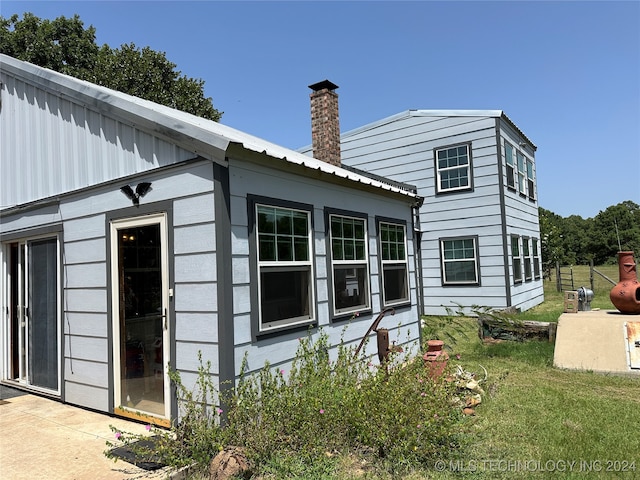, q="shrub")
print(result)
[106,329,466,477]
